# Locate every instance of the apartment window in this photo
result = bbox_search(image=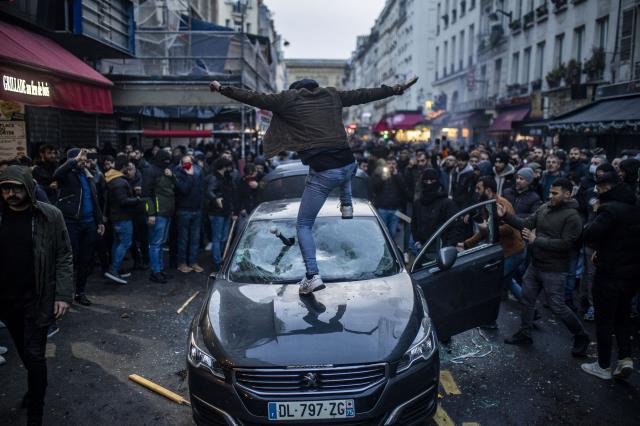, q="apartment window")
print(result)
[554,33,564,67]
[620,9,633,61]
[444,41,449,75]
[246,23,251,34]
[517,0,523,18]
[437,3,441,35]
[596,16,609,49]
[451,36,456,73]
[573,26,585,61]
[494,58,502,95]
[436,46,440,79]
[459,30,465,70]
[481,64,487,96]
[452,0,457,23]
[522,47,531,83]
[468,25,475,66]
[225,19,231,28]
[470,0,475,10]
[527,0,534,12]
[536,41,545,80]
[511,52,520,84]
